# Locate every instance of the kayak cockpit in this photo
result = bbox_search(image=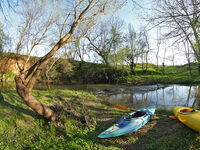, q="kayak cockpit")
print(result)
[180,108,195,113]
[124,111,146,120]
